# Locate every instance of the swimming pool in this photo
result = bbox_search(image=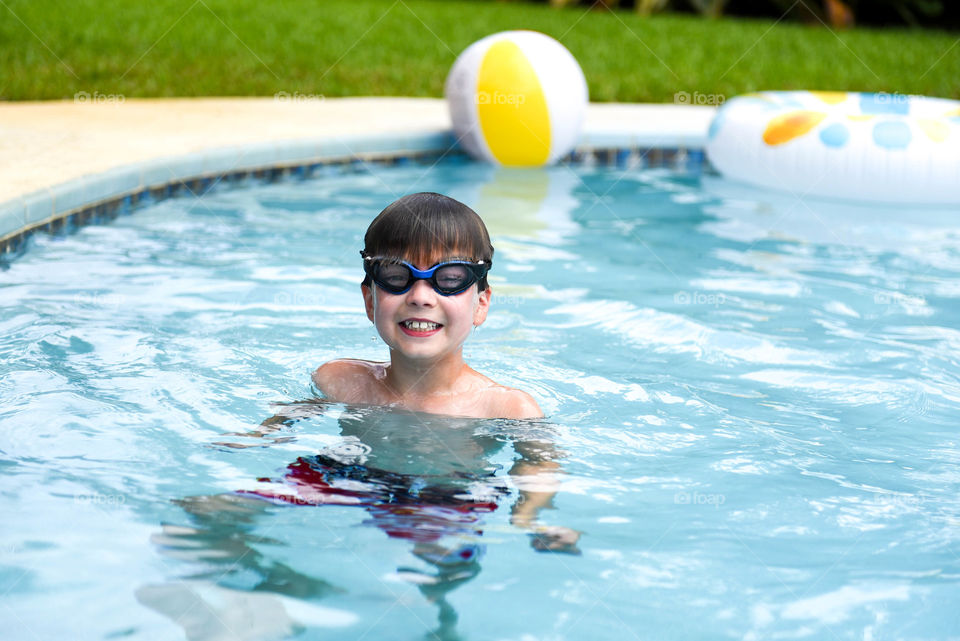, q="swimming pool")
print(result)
[2,155,959,640]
